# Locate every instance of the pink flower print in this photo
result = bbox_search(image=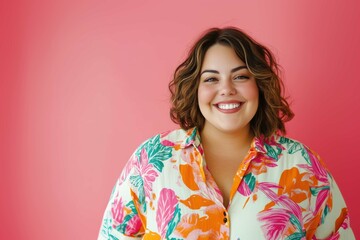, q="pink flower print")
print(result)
[119,154,138,185]
[111,196,124,227]
[258,182,302,221]
[125,214,142,236]
[258,208,293,240]
[134,148,159,199]
[305,148,328,183]
[156,188,178,238]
